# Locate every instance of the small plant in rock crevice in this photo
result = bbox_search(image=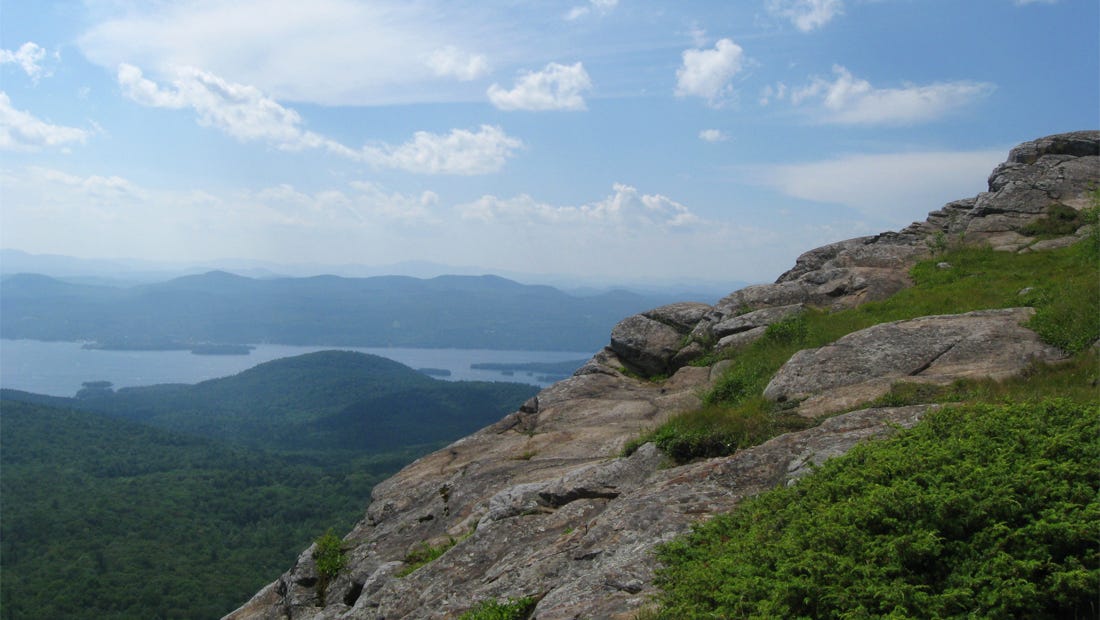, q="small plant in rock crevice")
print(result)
[312,529,347,605]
